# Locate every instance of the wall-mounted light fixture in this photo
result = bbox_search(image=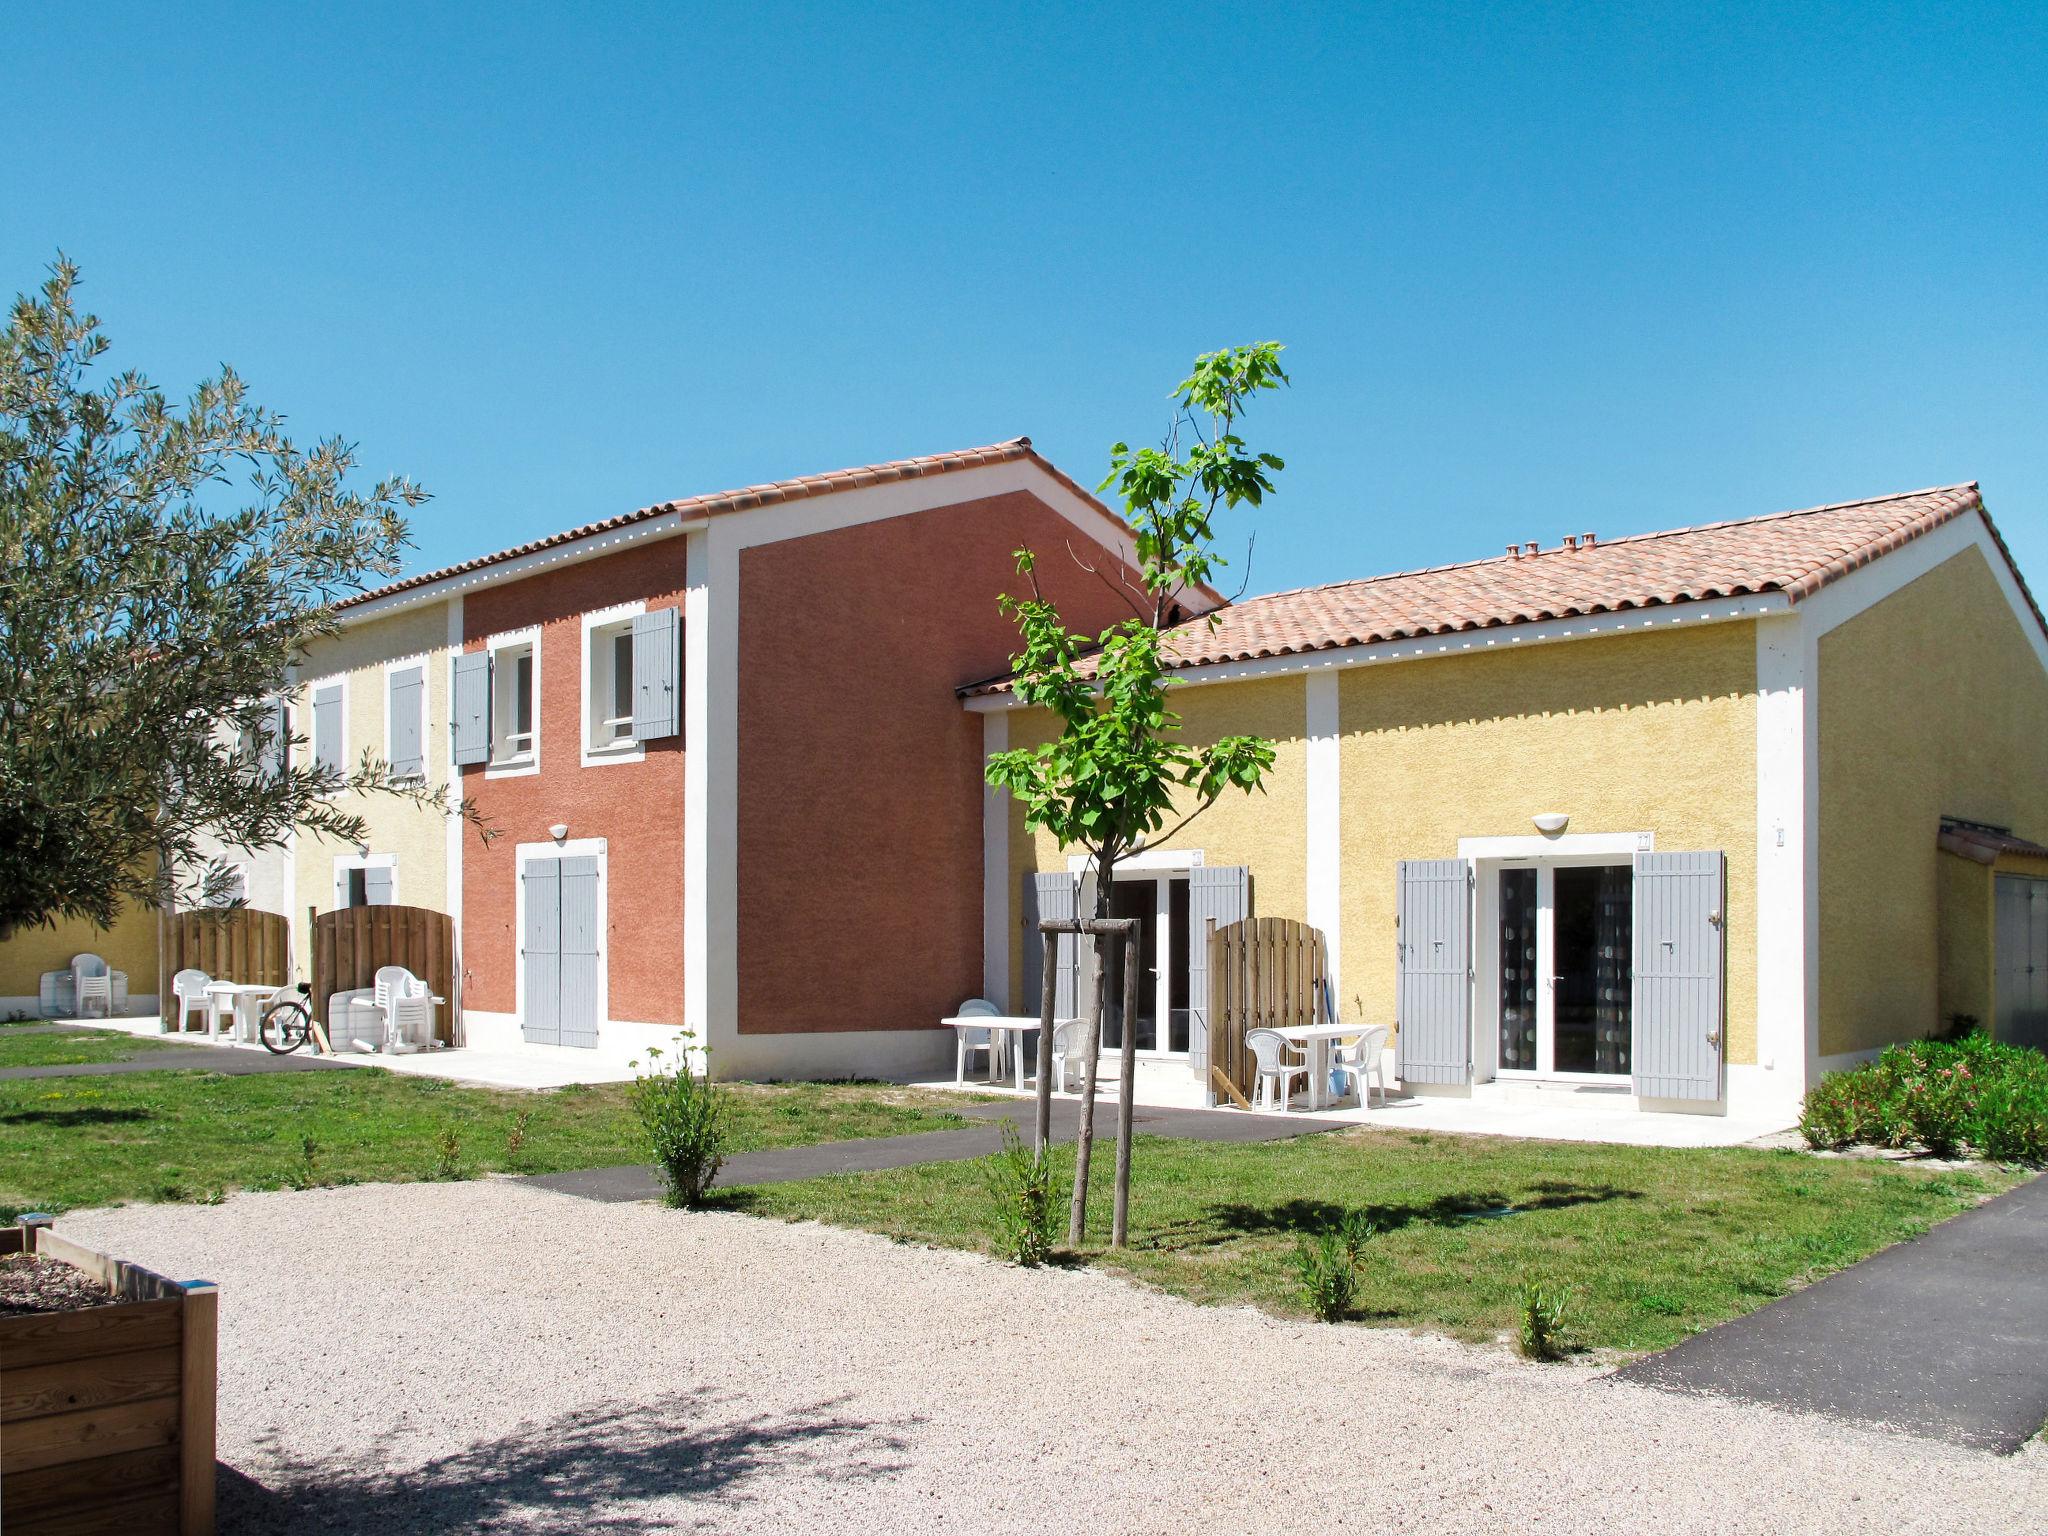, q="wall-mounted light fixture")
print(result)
[548,823,569,842]
[1531,812,1570,835]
